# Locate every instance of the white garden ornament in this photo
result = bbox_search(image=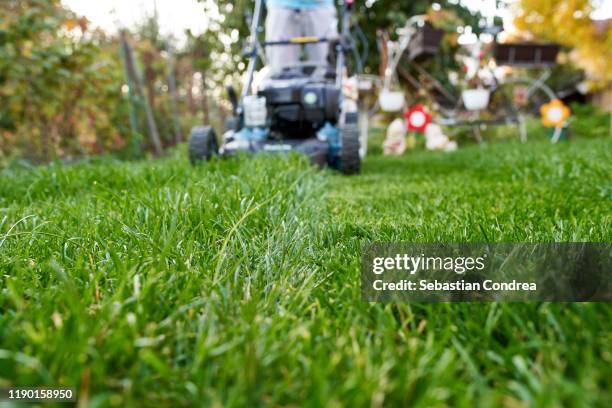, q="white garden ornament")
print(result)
[383,118,407,155]
[425,123,457,152]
